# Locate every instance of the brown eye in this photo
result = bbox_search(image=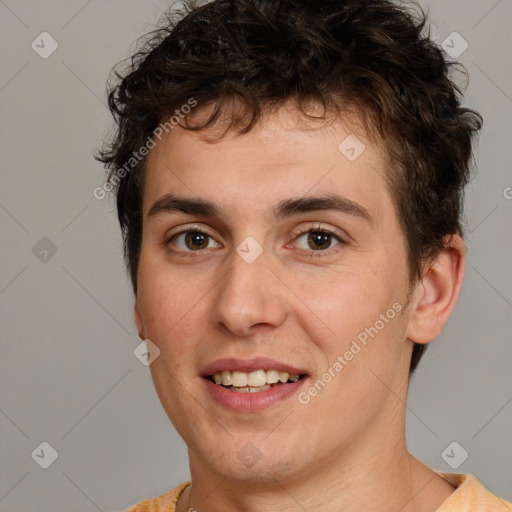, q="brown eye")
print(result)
[184,232,209,250]
[170,230,219,252]
[295,229,341,252]
[307,232,333,250]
